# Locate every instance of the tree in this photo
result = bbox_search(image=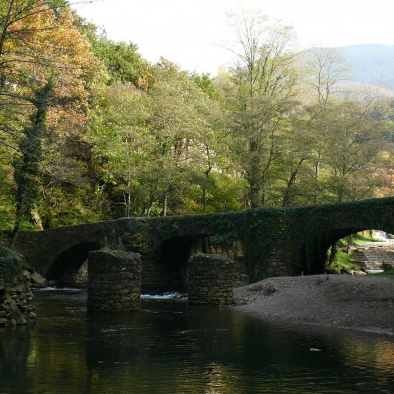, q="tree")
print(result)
[0,1,97,230]
[78,21,151,87]
[88,59,227,217]
[285,47,352,205]
[222,9,299,207]
[321,101,385,202]
[87,81,151,217]
[302,47,351,107]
